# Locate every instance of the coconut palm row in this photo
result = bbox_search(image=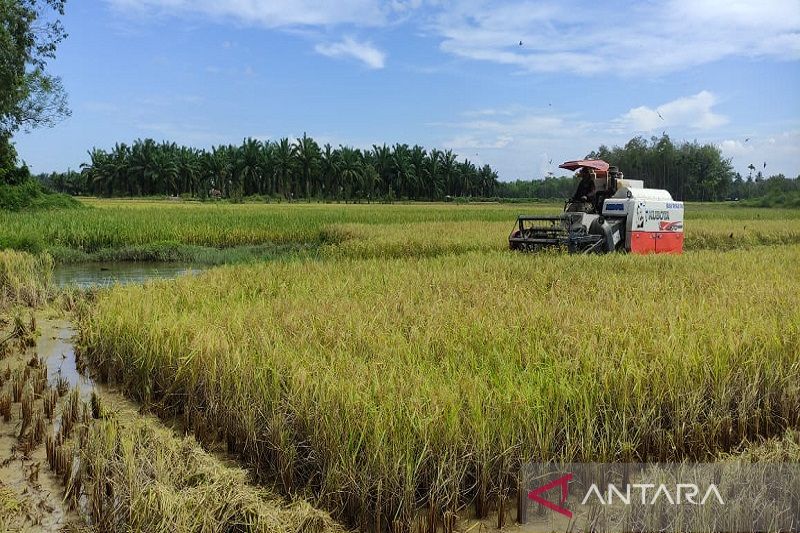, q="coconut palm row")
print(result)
[78,135,500,200]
